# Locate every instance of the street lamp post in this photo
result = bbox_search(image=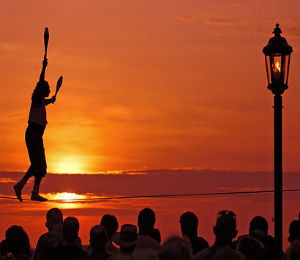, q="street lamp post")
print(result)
[263,24,292,257]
